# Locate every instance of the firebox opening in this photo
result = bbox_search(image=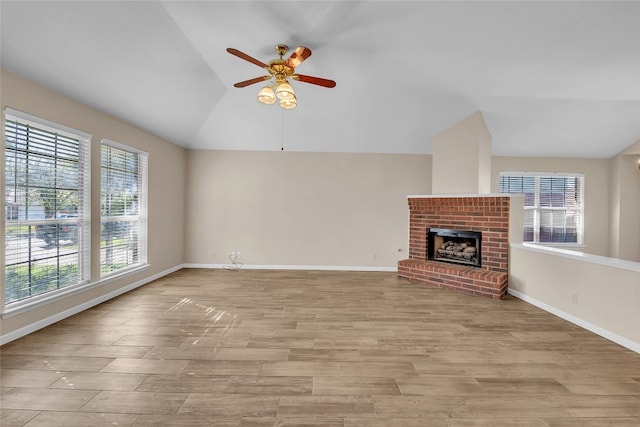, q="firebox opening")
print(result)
[428,228,482,268]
